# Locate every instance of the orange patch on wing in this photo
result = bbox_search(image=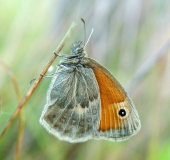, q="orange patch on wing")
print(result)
[93,68,130,131]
